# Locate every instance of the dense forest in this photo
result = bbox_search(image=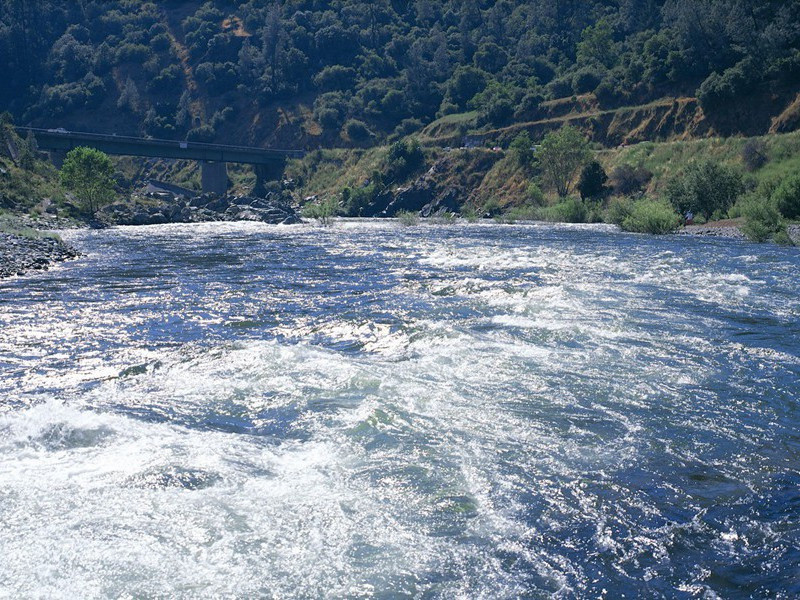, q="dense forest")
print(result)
[1,0,799,147]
